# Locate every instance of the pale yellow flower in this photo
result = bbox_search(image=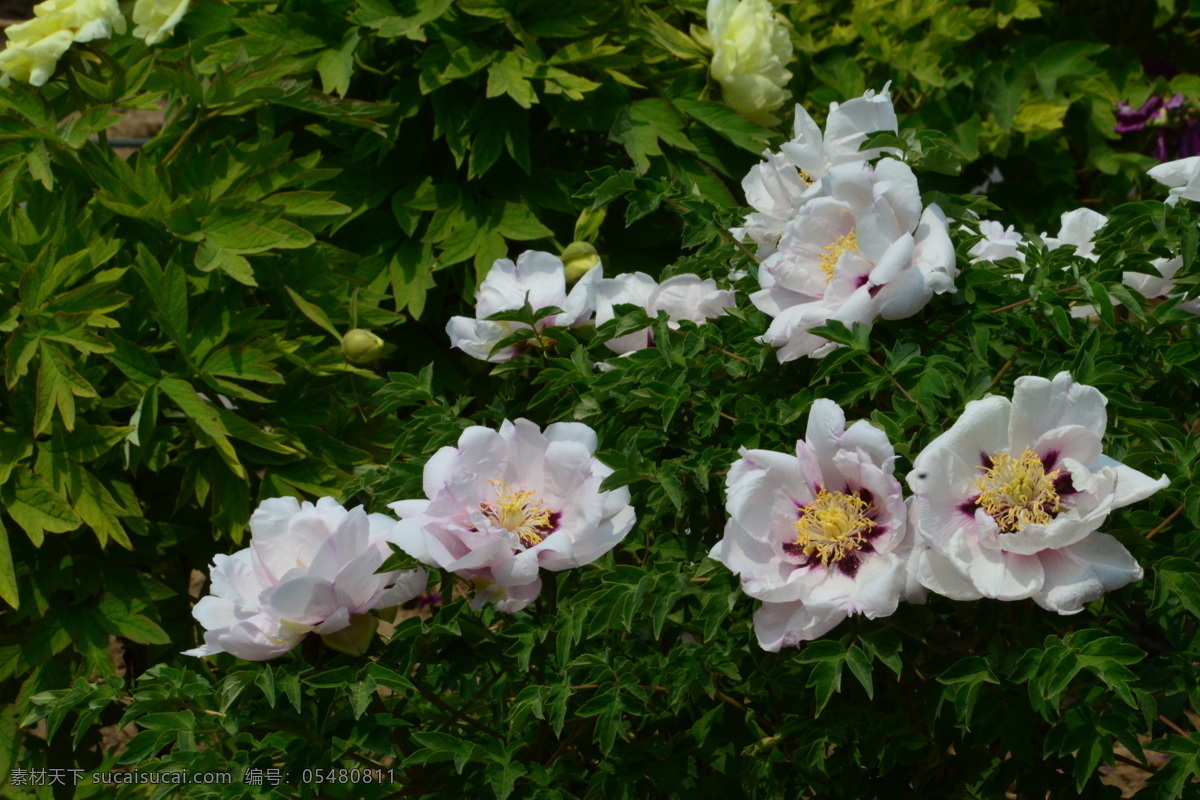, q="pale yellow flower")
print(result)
[0,0,125,86]
[706,0,793,125]
[131,0,190,46]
